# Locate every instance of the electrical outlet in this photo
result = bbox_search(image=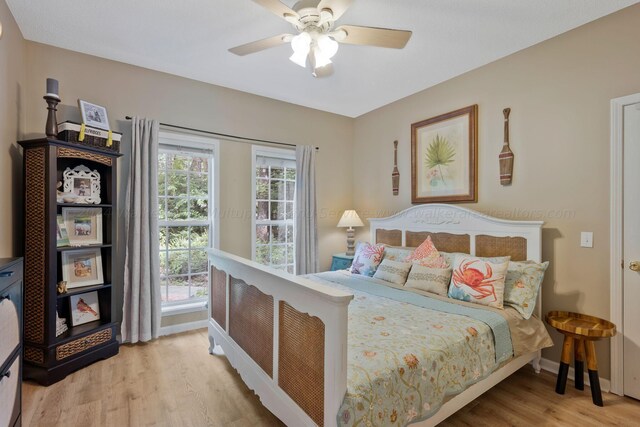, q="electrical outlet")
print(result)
[580,232,593,248]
